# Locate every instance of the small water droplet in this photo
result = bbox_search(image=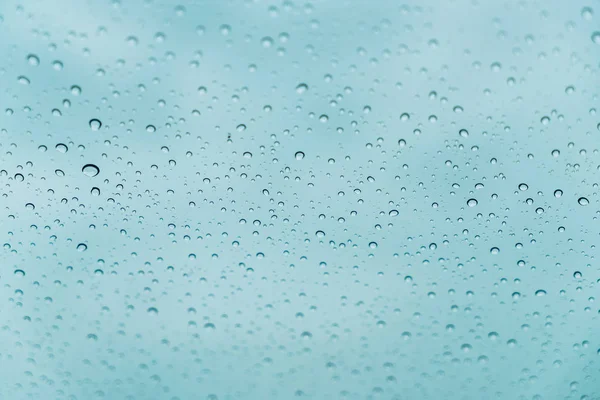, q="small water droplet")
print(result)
[27,54,39,66]
[582,7,594,20]
[89,119,102,131]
